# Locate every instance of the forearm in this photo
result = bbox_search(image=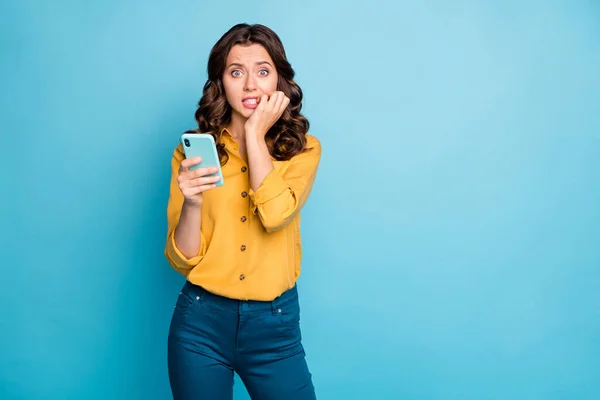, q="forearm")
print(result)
[173,200,203,259]
[246,133,274,191]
